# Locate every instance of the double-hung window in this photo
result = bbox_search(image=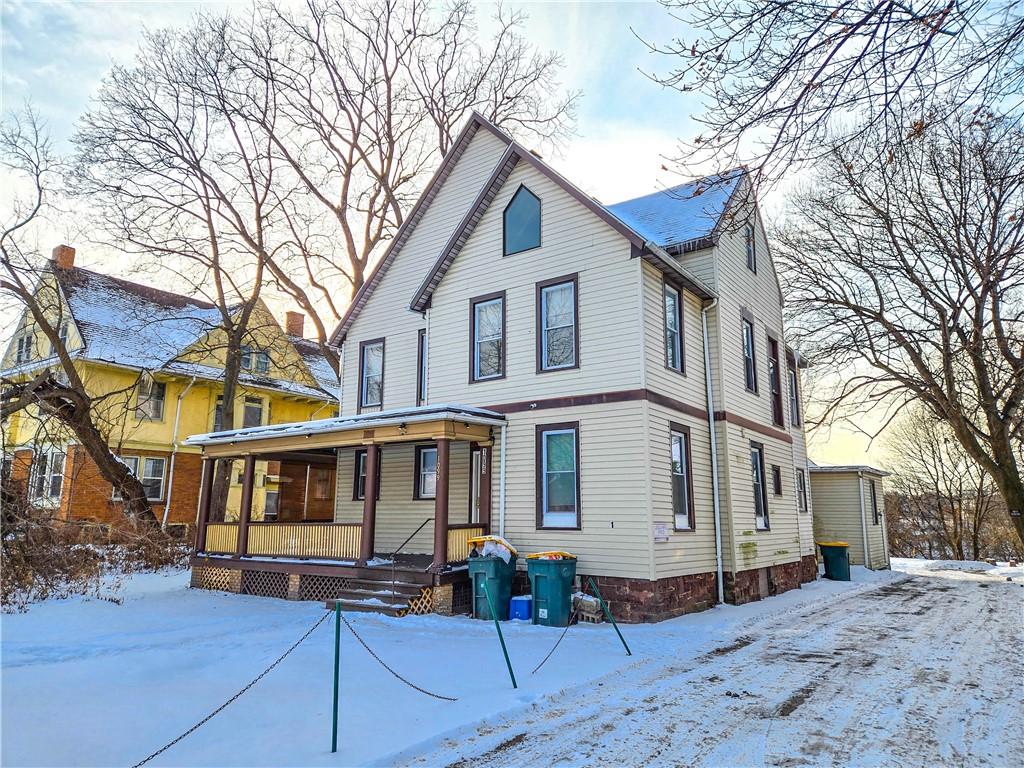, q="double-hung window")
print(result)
[140,457,167,501]
[359,339,385,409]
[353,448,381,501]
[745,223,756,272]
[50,322,69,355]
[670,426,694,530]
[537,276,578,372]
[788,363,801,426]
[796,468,808,514]
[31,448,65,501]
[742,317,758,392]
[664,284,683,372]
[242,396,264,428]
[470,293,504,381]
[414,446,438,500]
[870,479,880,524]
[537,423,580,529]
[135,377,166,421]
[768,336,783,426]
[750,442,769,530]
[240,345,270,374]
[15,333,33,364]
